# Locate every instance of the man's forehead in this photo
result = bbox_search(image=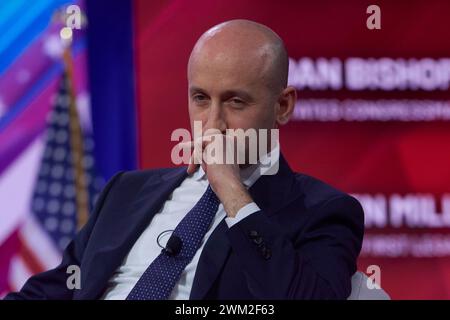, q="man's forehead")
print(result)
[188,59,267,94]
[188,44,271,87]
[188,20,288,92]
[191,51,264,75]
